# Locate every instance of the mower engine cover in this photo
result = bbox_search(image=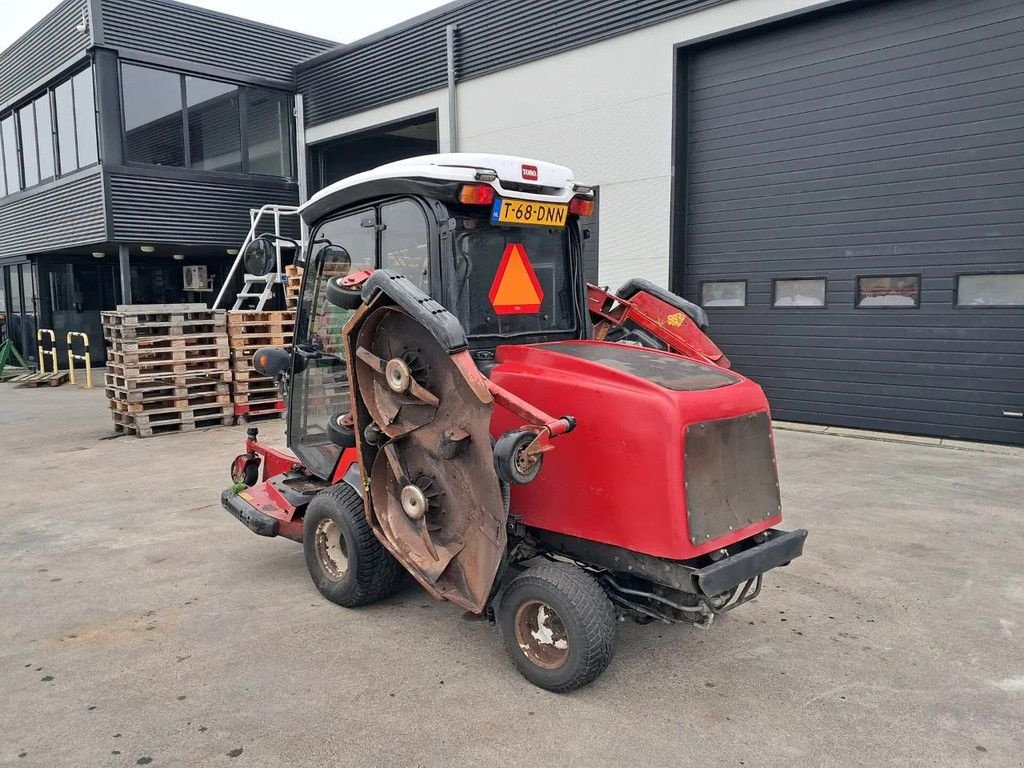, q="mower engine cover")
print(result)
[342,270,509,613]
